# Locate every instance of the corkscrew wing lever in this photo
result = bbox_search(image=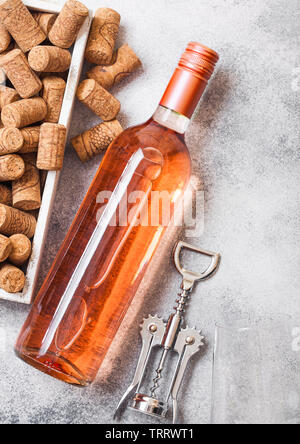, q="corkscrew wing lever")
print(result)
[114,315,166,419]
[167,327,205,424]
